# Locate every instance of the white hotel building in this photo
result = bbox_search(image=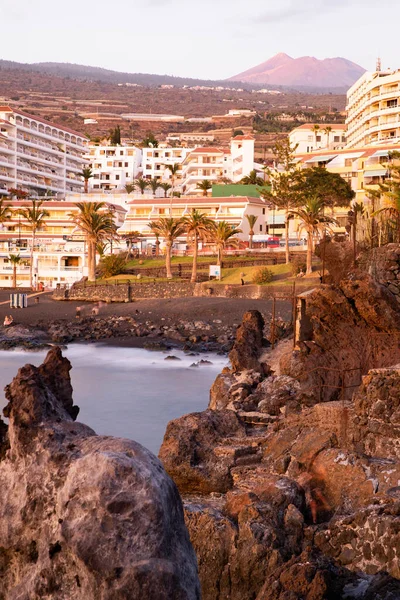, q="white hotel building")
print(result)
[0,106,88,197]
[346,68,400,148]
[86,145,142,191]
